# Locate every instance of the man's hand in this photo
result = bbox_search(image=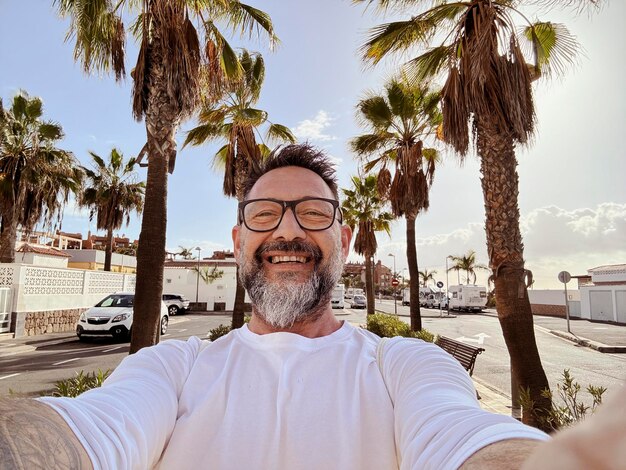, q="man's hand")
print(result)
[0,398,92,470]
